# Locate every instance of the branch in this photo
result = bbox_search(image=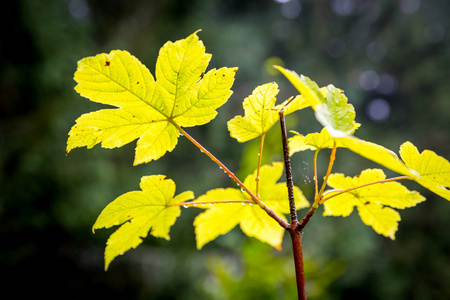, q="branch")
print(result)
[279,110,307,300]
[279,110,298,224]
[176,125,289,229]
